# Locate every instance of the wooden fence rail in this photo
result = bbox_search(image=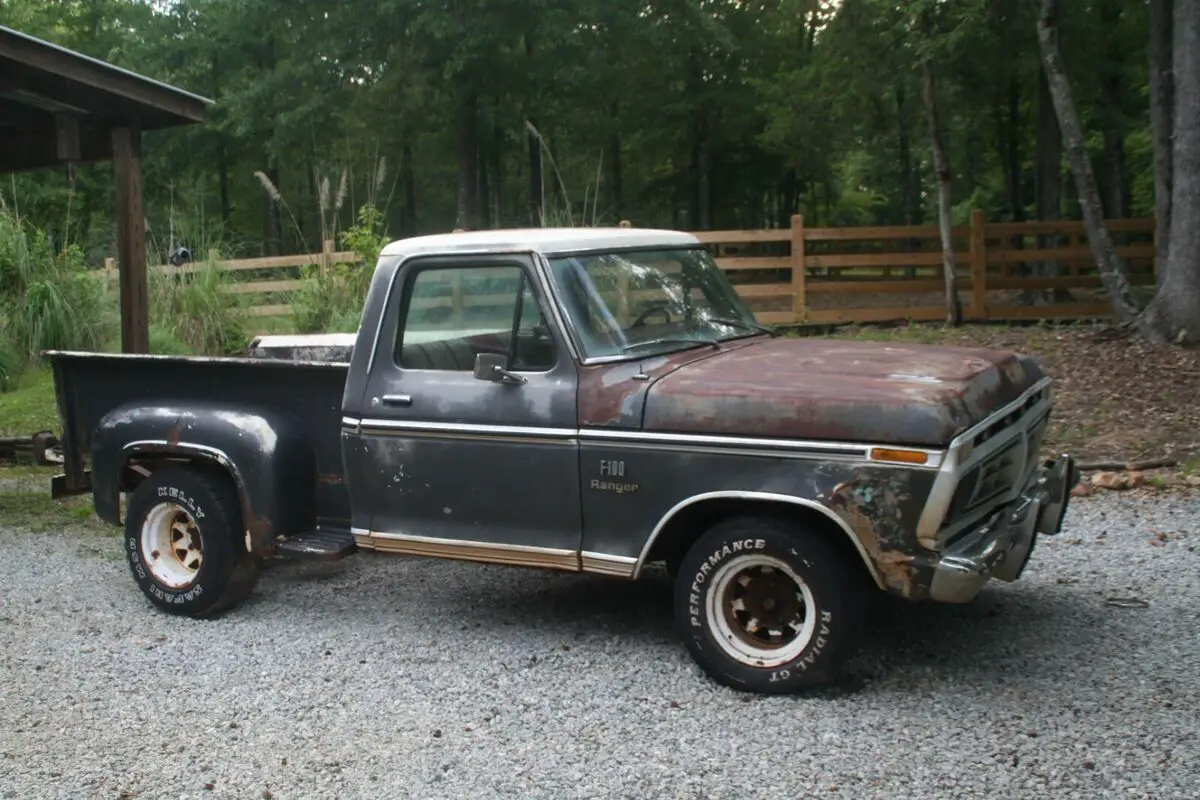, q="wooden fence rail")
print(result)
[107,214,1155,324]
